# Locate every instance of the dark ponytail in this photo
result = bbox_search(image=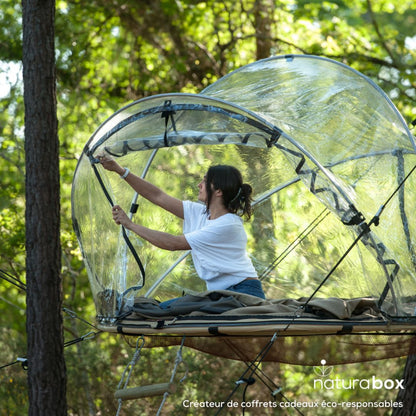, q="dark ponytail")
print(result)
[233,183,253,220]
[206,165,253,220]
